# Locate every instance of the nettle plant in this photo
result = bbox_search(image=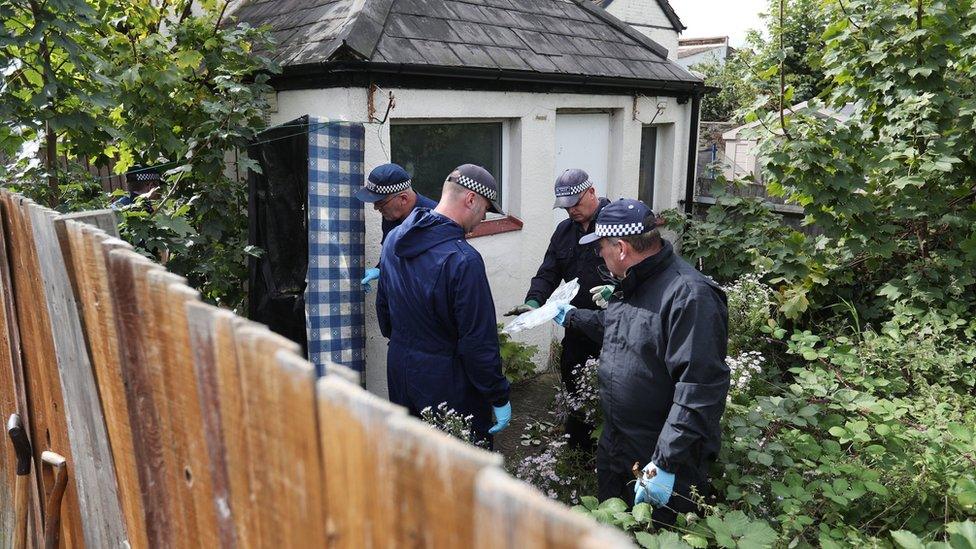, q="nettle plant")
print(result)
[497,325,540,384]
